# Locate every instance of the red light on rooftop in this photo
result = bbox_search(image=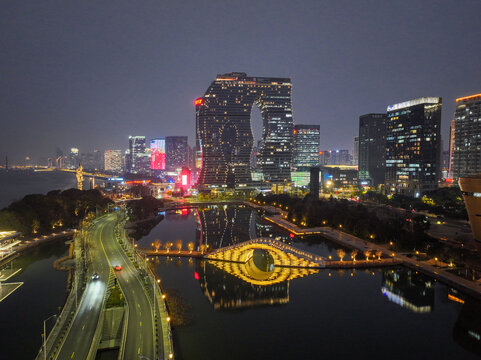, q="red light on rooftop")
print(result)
[194,98,203,106]
[194,271,200,280]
